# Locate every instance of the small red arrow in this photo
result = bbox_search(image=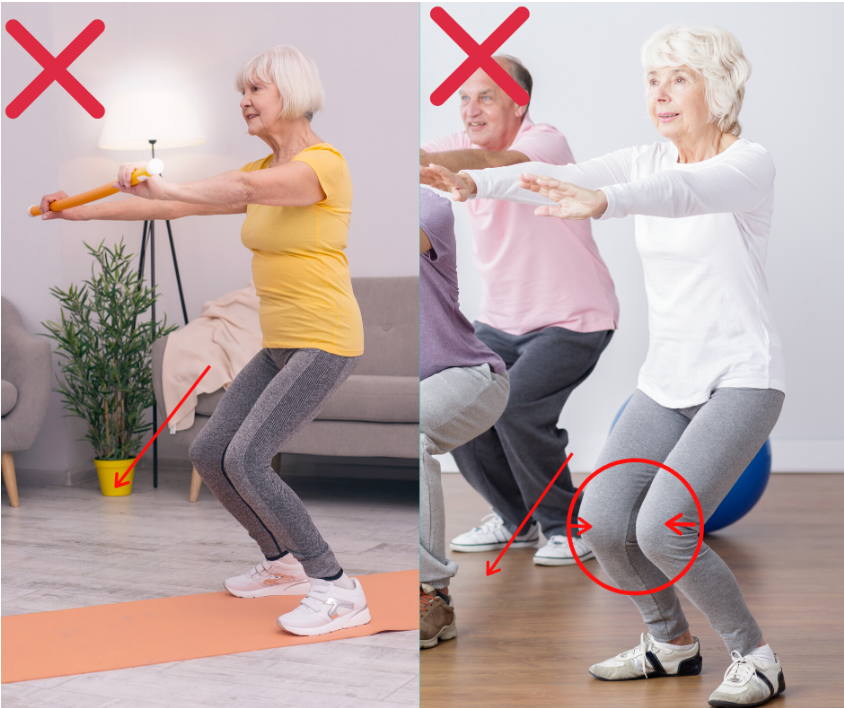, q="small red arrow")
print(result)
[665,513,696,536]
[570,517,592,535]
[112,366,211,489]
[486,453,574,576]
